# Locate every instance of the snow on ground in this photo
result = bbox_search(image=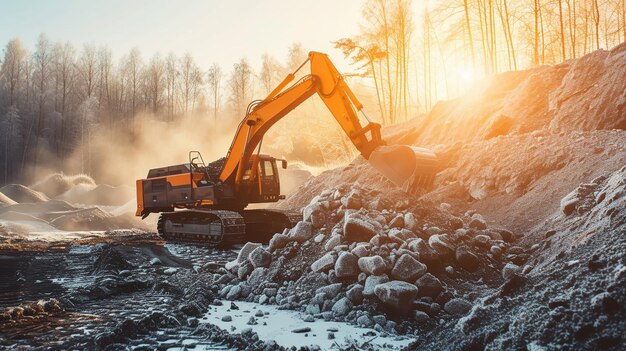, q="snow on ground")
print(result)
[203,301,412,350]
